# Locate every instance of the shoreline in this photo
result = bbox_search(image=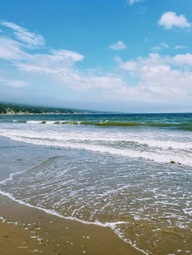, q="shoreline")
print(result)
[0,193,142,255]
[1,121,192,255]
